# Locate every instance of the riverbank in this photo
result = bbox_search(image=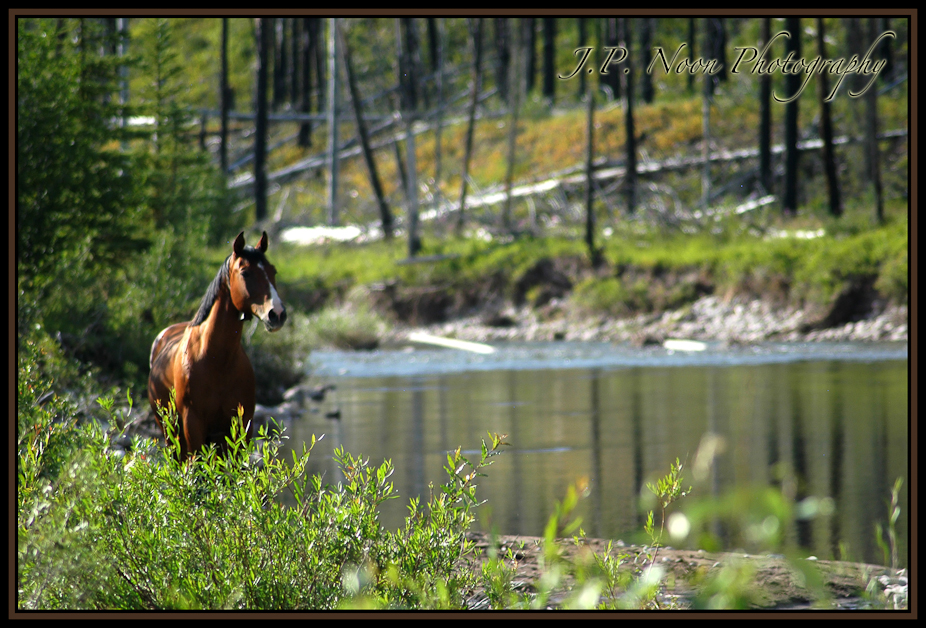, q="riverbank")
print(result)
[462,531,908,611]
[383,294,909,347]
